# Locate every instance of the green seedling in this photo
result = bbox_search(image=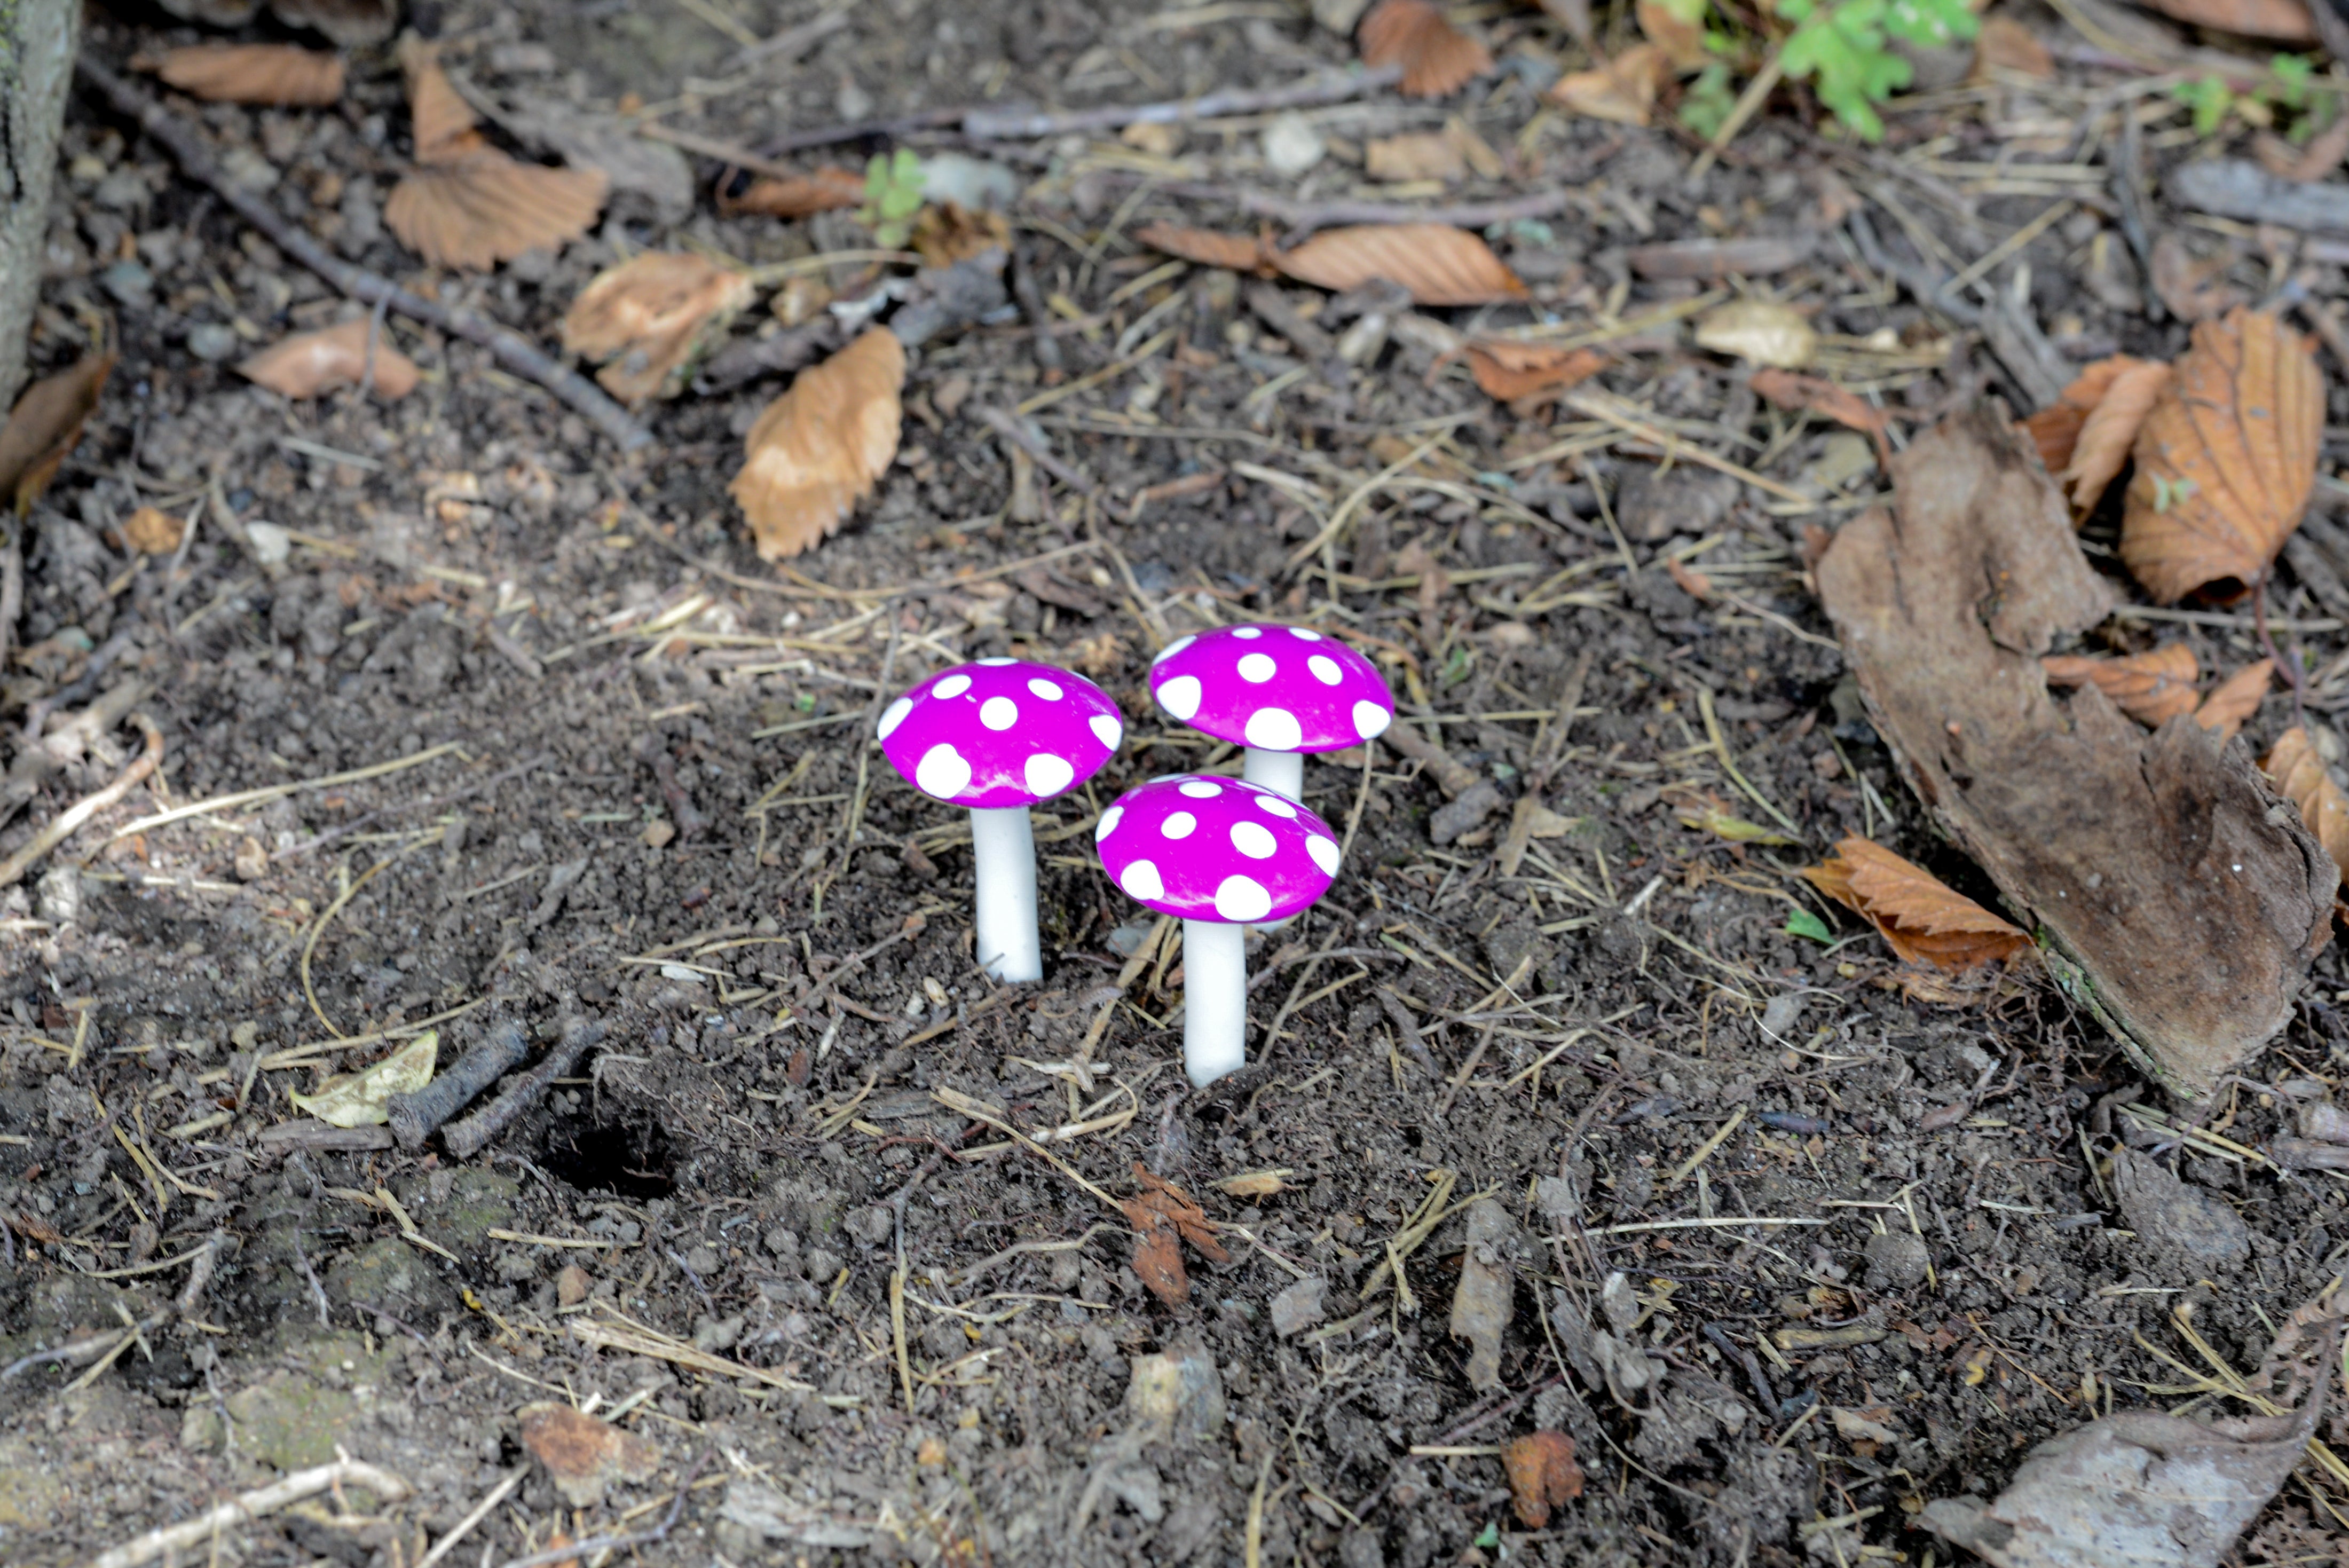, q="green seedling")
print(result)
[1785,909,1836,944]
[2170,75,2234,138]
[860,148,925,249]
[1680,62,1739,139]
[1776,0,1976,142]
